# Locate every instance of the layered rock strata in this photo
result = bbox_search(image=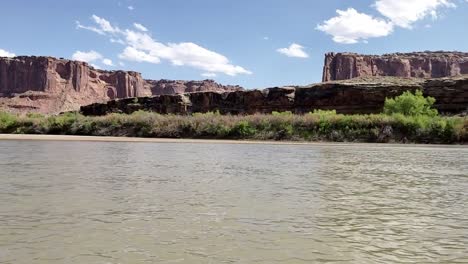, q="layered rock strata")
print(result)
[80,76,468,116]
[0,56,243,114]
[322,52,468,82]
